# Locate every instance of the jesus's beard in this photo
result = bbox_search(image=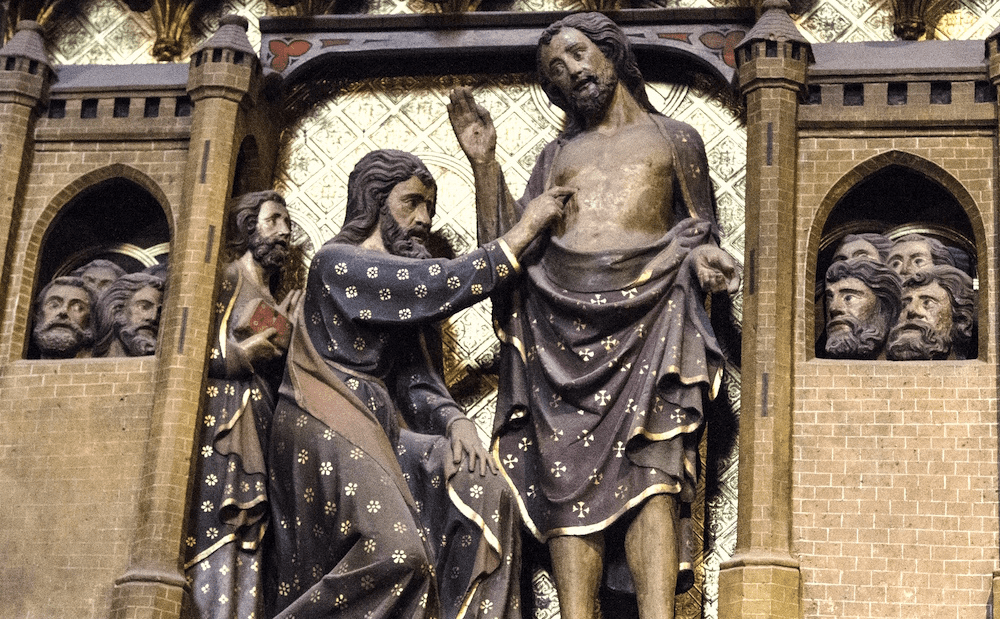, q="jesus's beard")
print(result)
[568,70,618,124]
[825,314,888,360]
[382,214,431,259]
[886,320,952,361]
